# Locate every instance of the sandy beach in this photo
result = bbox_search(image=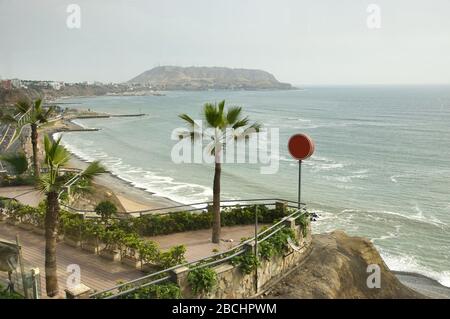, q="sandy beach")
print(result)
[33,115,181,213]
